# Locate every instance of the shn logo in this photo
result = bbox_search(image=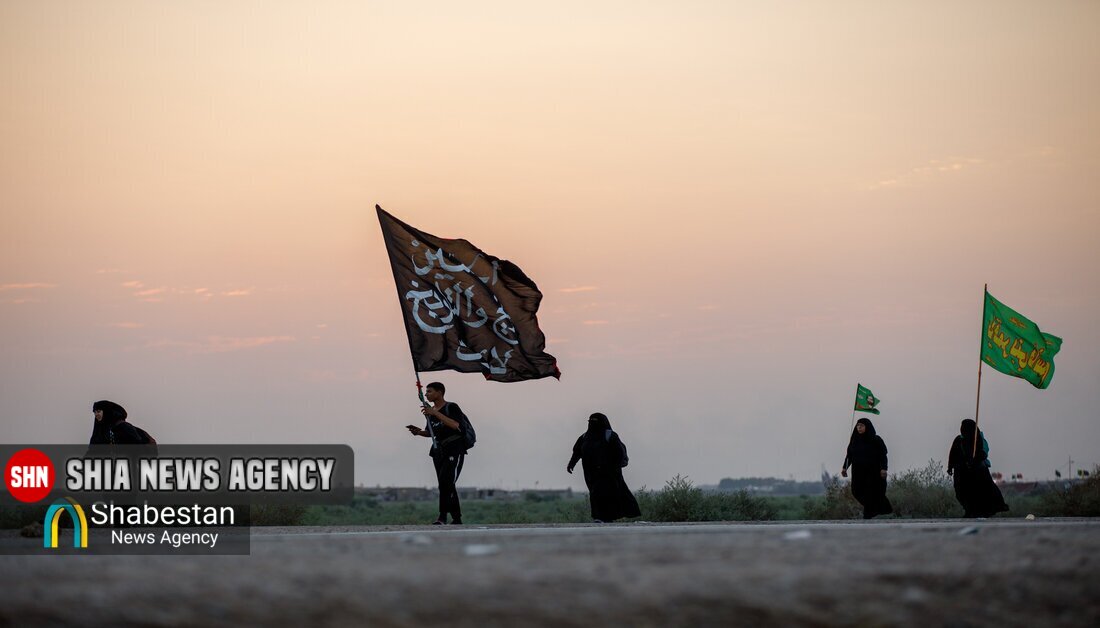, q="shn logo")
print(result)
[43,497,88,549]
